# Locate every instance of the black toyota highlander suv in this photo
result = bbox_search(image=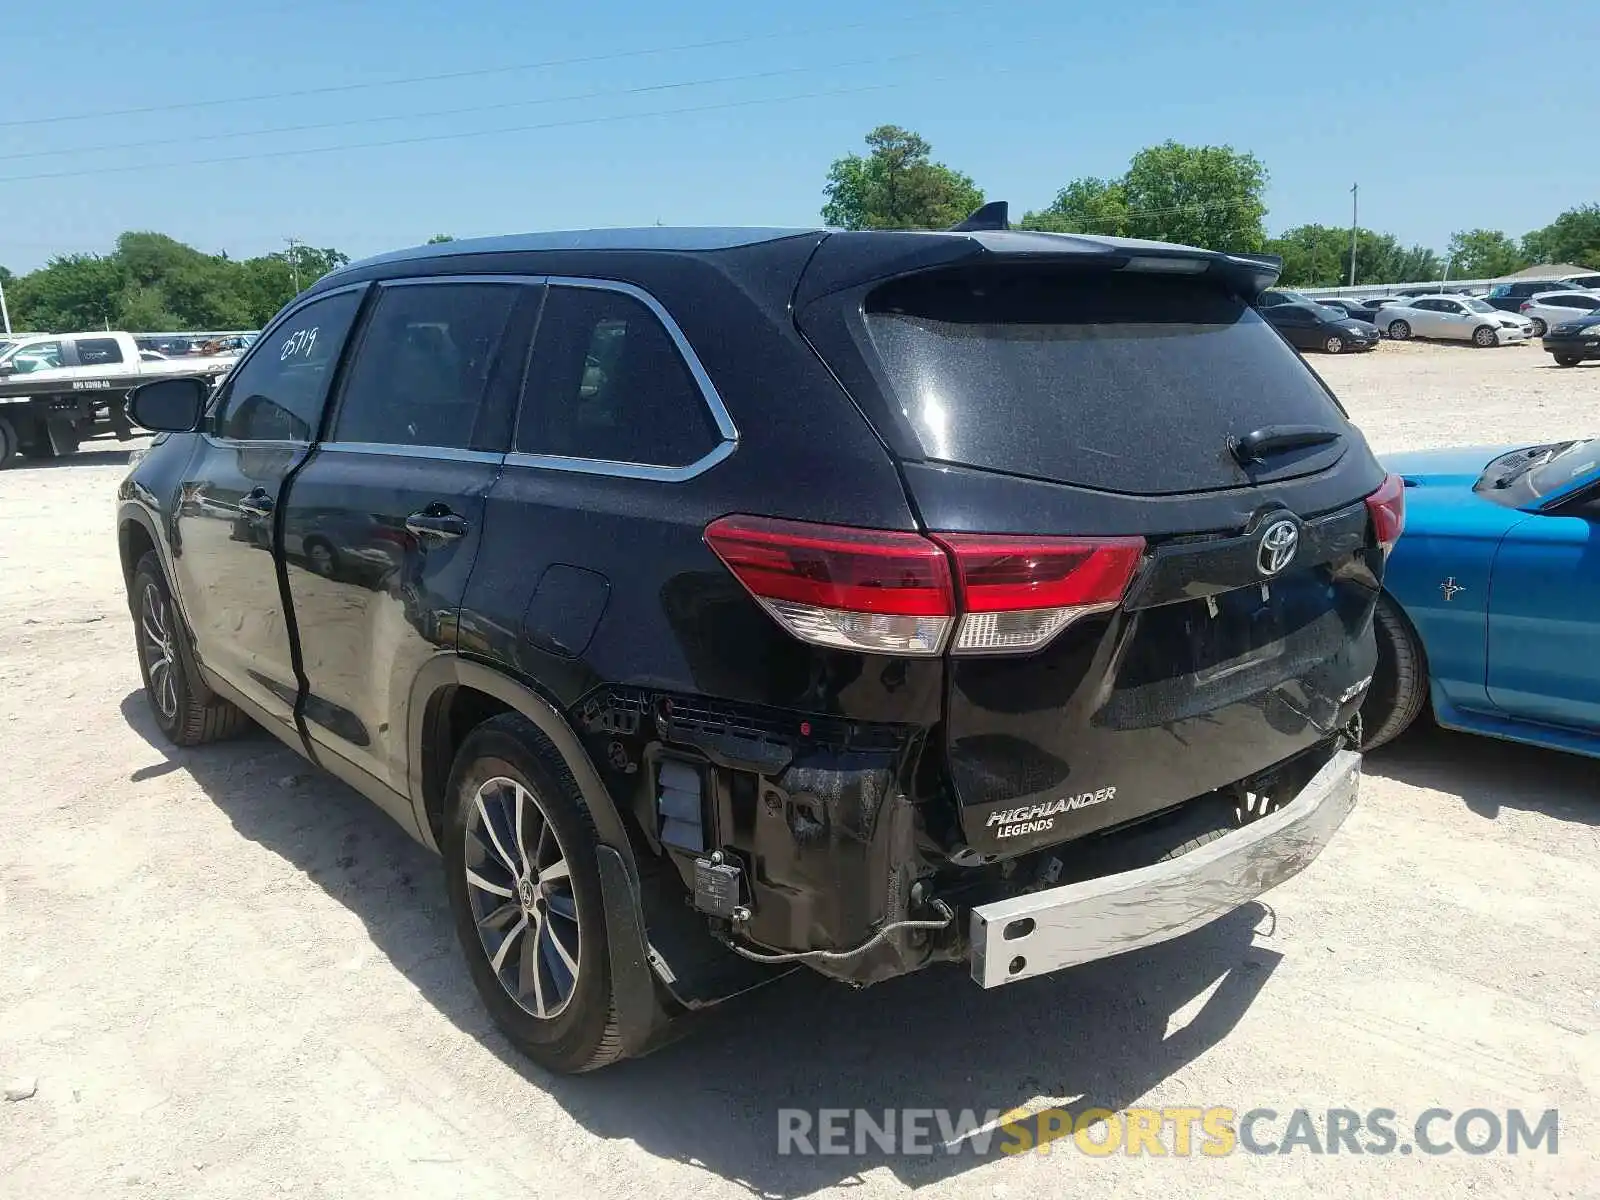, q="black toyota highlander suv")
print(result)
[118,211,1402,1073]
